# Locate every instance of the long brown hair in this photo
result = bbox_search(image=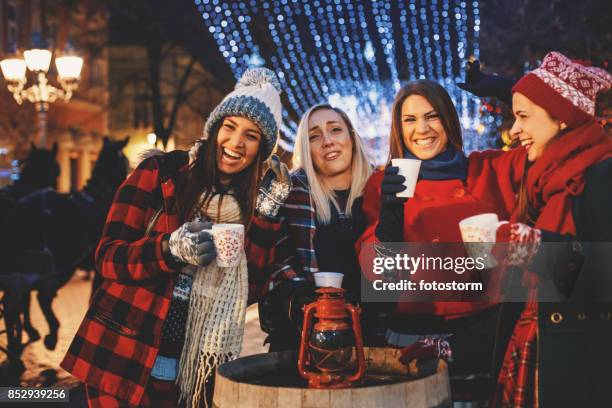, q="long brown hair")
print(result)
[175,122,263,227]
[388,80,463,162]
